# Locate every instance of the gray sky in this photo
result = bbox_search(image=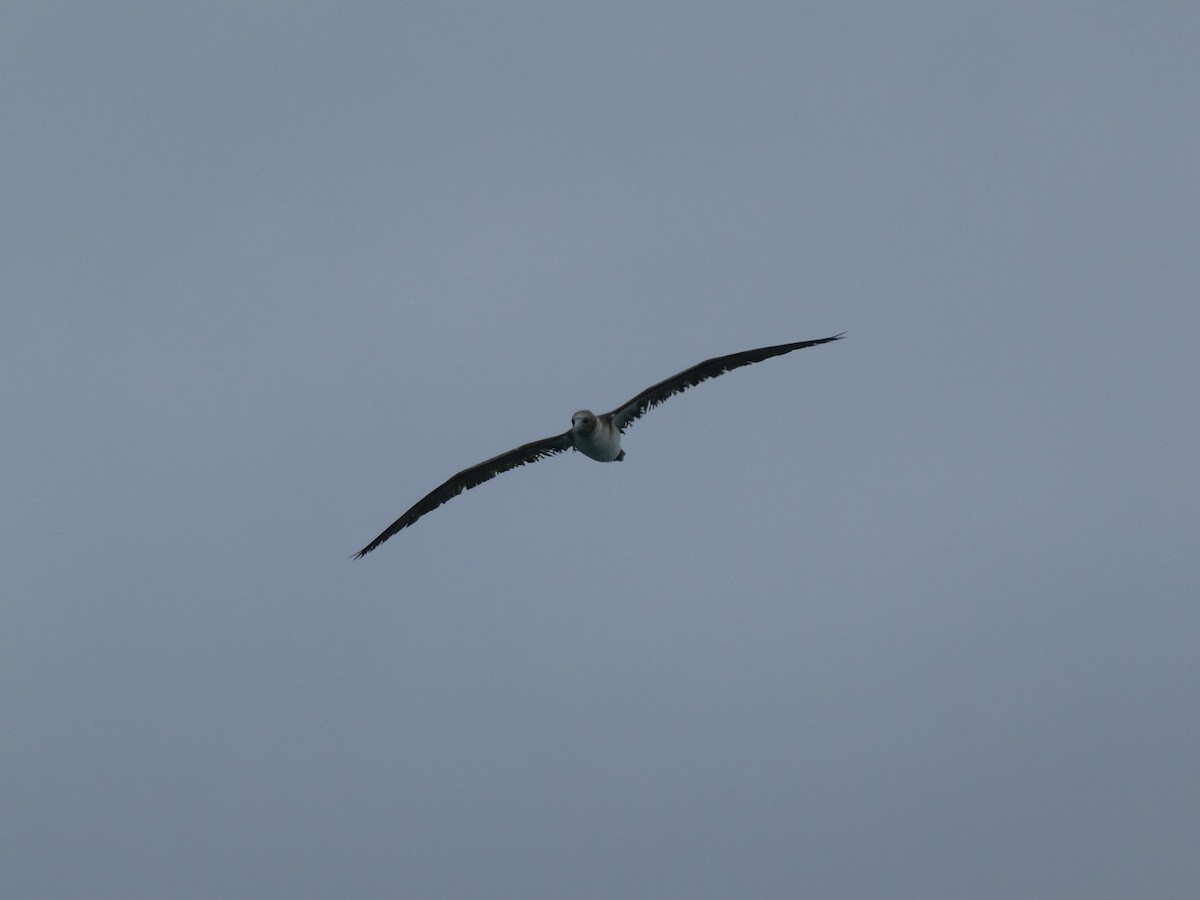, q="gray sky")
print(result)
[4,2,1198,897]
